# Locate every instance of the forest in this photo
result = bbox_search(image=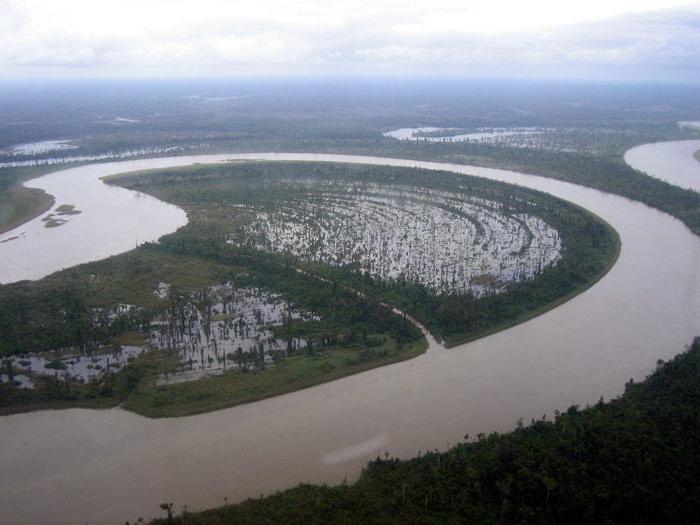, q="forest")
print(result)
[109,161,619,345]
[0,79,698,525]
[151,337,700,525]
[2,79,699,235]
[0,161,617,414]
[0,242,424,416]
